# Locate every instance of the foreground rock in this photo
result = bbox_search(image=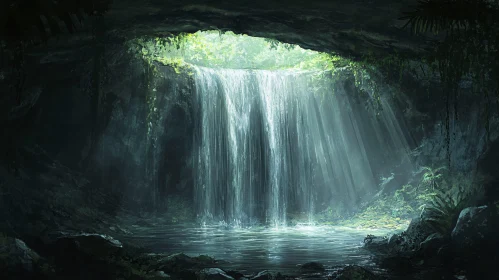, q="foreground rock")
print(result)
[52,232,123,258]
[0,235,42,278]
[451,206,499,253]
[299,261,325,272]
[250,270,287,280]
[197,268,235,280]
[332,265,380,280]
[404,217,434,250]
